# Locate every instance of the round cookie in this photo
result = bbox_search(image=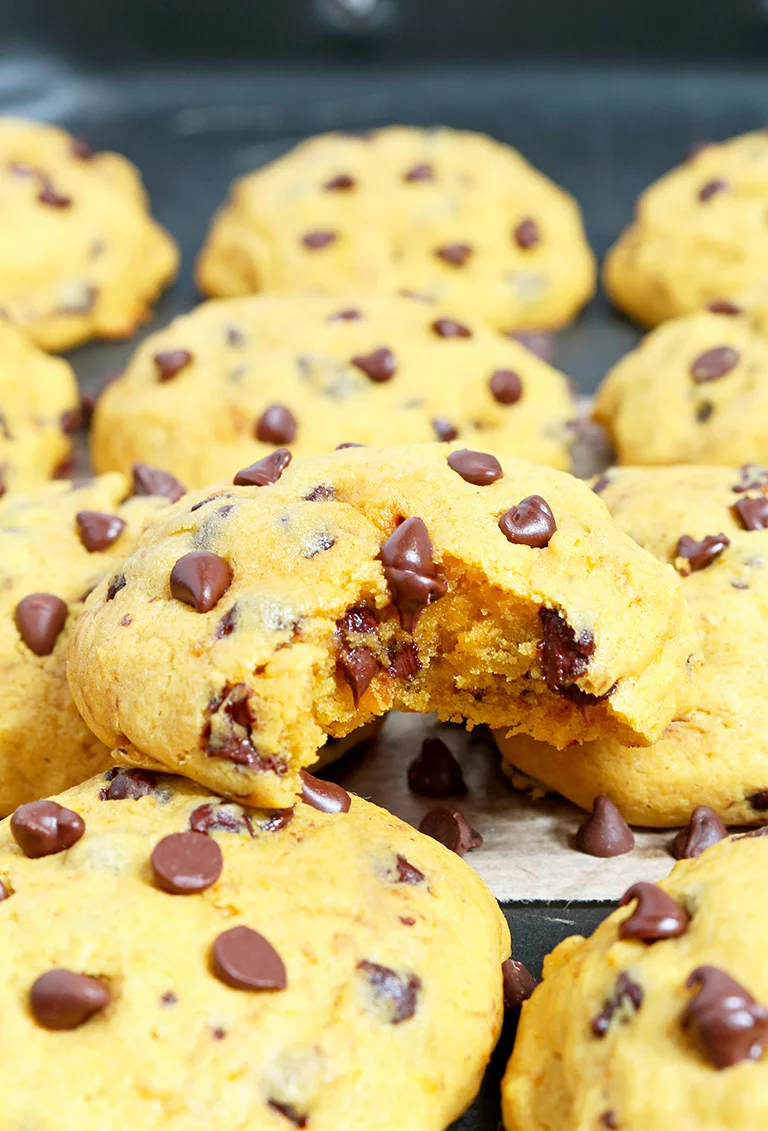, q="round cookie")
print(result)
[196,126,595,333]
[0,468,177,814]
[91,293,577,486]
[0,318,79,491]
[503,833,768,1130]
[0,766,510,1131]
[68,443,698,811]
[604,129,768,327]
[497,464,768,826]
[0,117,178,350]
